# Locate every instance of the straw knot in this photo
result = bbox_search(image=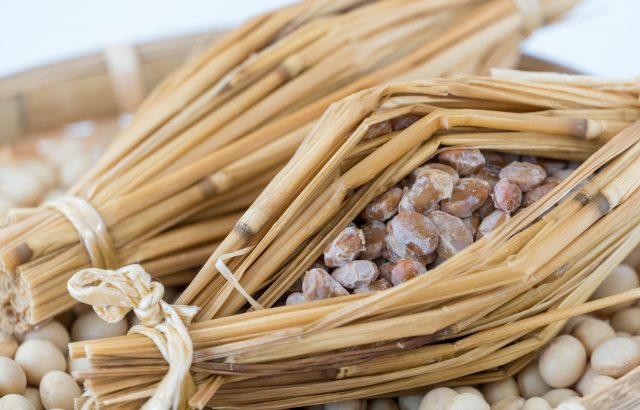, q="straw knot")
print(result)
[134,280,164,327]
[68,264,199,410]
